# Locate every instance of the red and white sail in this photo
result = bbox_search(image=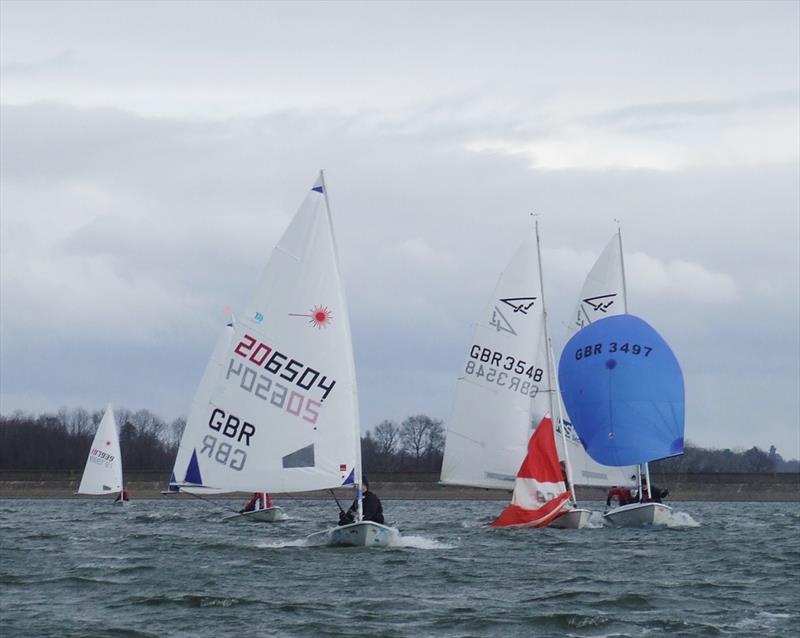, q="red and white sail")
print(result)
[490,416,571,528]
